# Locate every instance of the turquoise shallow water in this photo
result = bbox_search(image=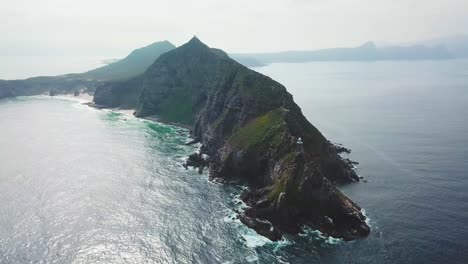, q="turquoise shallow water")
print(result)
[0,59,468,263]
